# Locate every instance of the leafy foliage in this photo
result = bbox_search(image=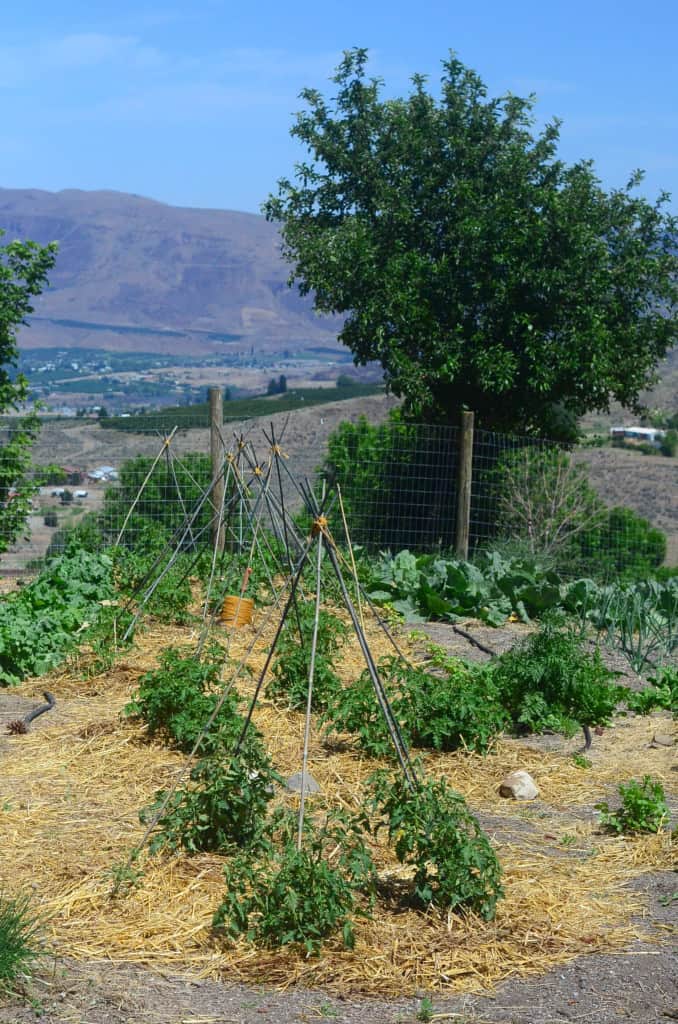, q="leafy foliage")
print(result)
[266,49,678,440]
[0,550,114,685]
[0,890,42,986]
[113,522,194,624]
[124,644,240,755]
[368,772,502,919]
[1,233,58,552]
[489,618,622,737]
[213,810,376,953]
[367,548,564,625]
[625,666,678,718]
[322,654,507,757]
[267,601,348,710]
[596,777,669,834]
[142,748,278,855]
